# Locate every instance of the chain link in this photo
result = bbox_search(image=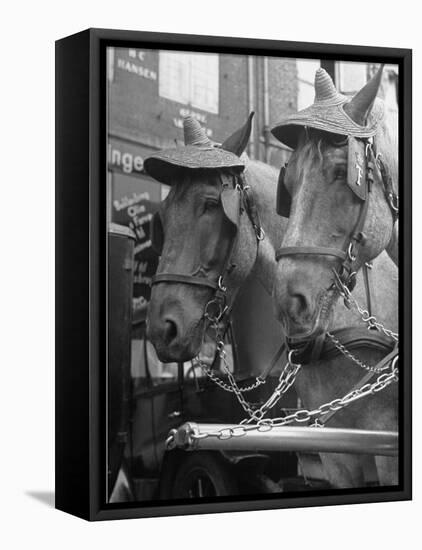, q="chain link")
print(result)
[193,306,267,418]
[174,358,399,445]
[174,269,400,447]
[326,332,392,374]
[194,300,301,419]
[334,276,399,342]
